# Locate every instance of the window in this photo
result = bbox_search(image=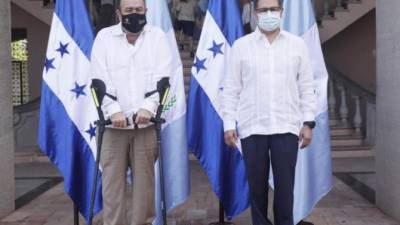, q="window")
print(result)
[11,39,29,106]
